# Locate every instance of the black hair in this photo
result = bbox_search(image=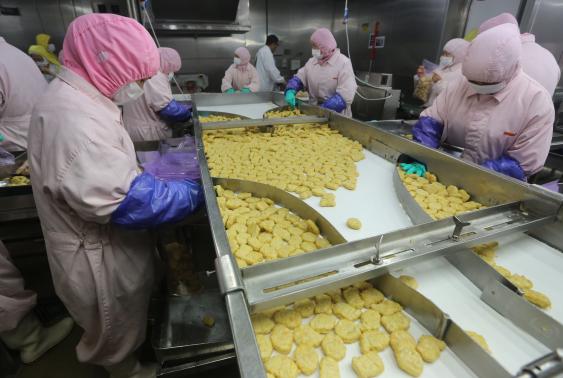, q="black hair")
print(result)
[266,34,279,46]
